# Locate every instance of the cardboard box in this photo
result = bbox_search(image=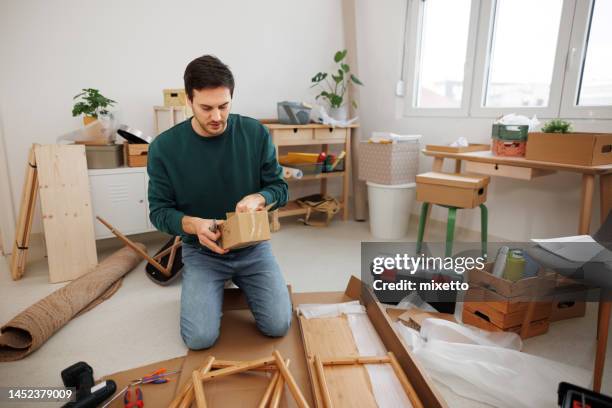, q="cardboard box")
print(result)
[358,141,420,185]
[220,211,271,250]
[123,143,148,167]
[416,172,490,209]
[526,132,612,166]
